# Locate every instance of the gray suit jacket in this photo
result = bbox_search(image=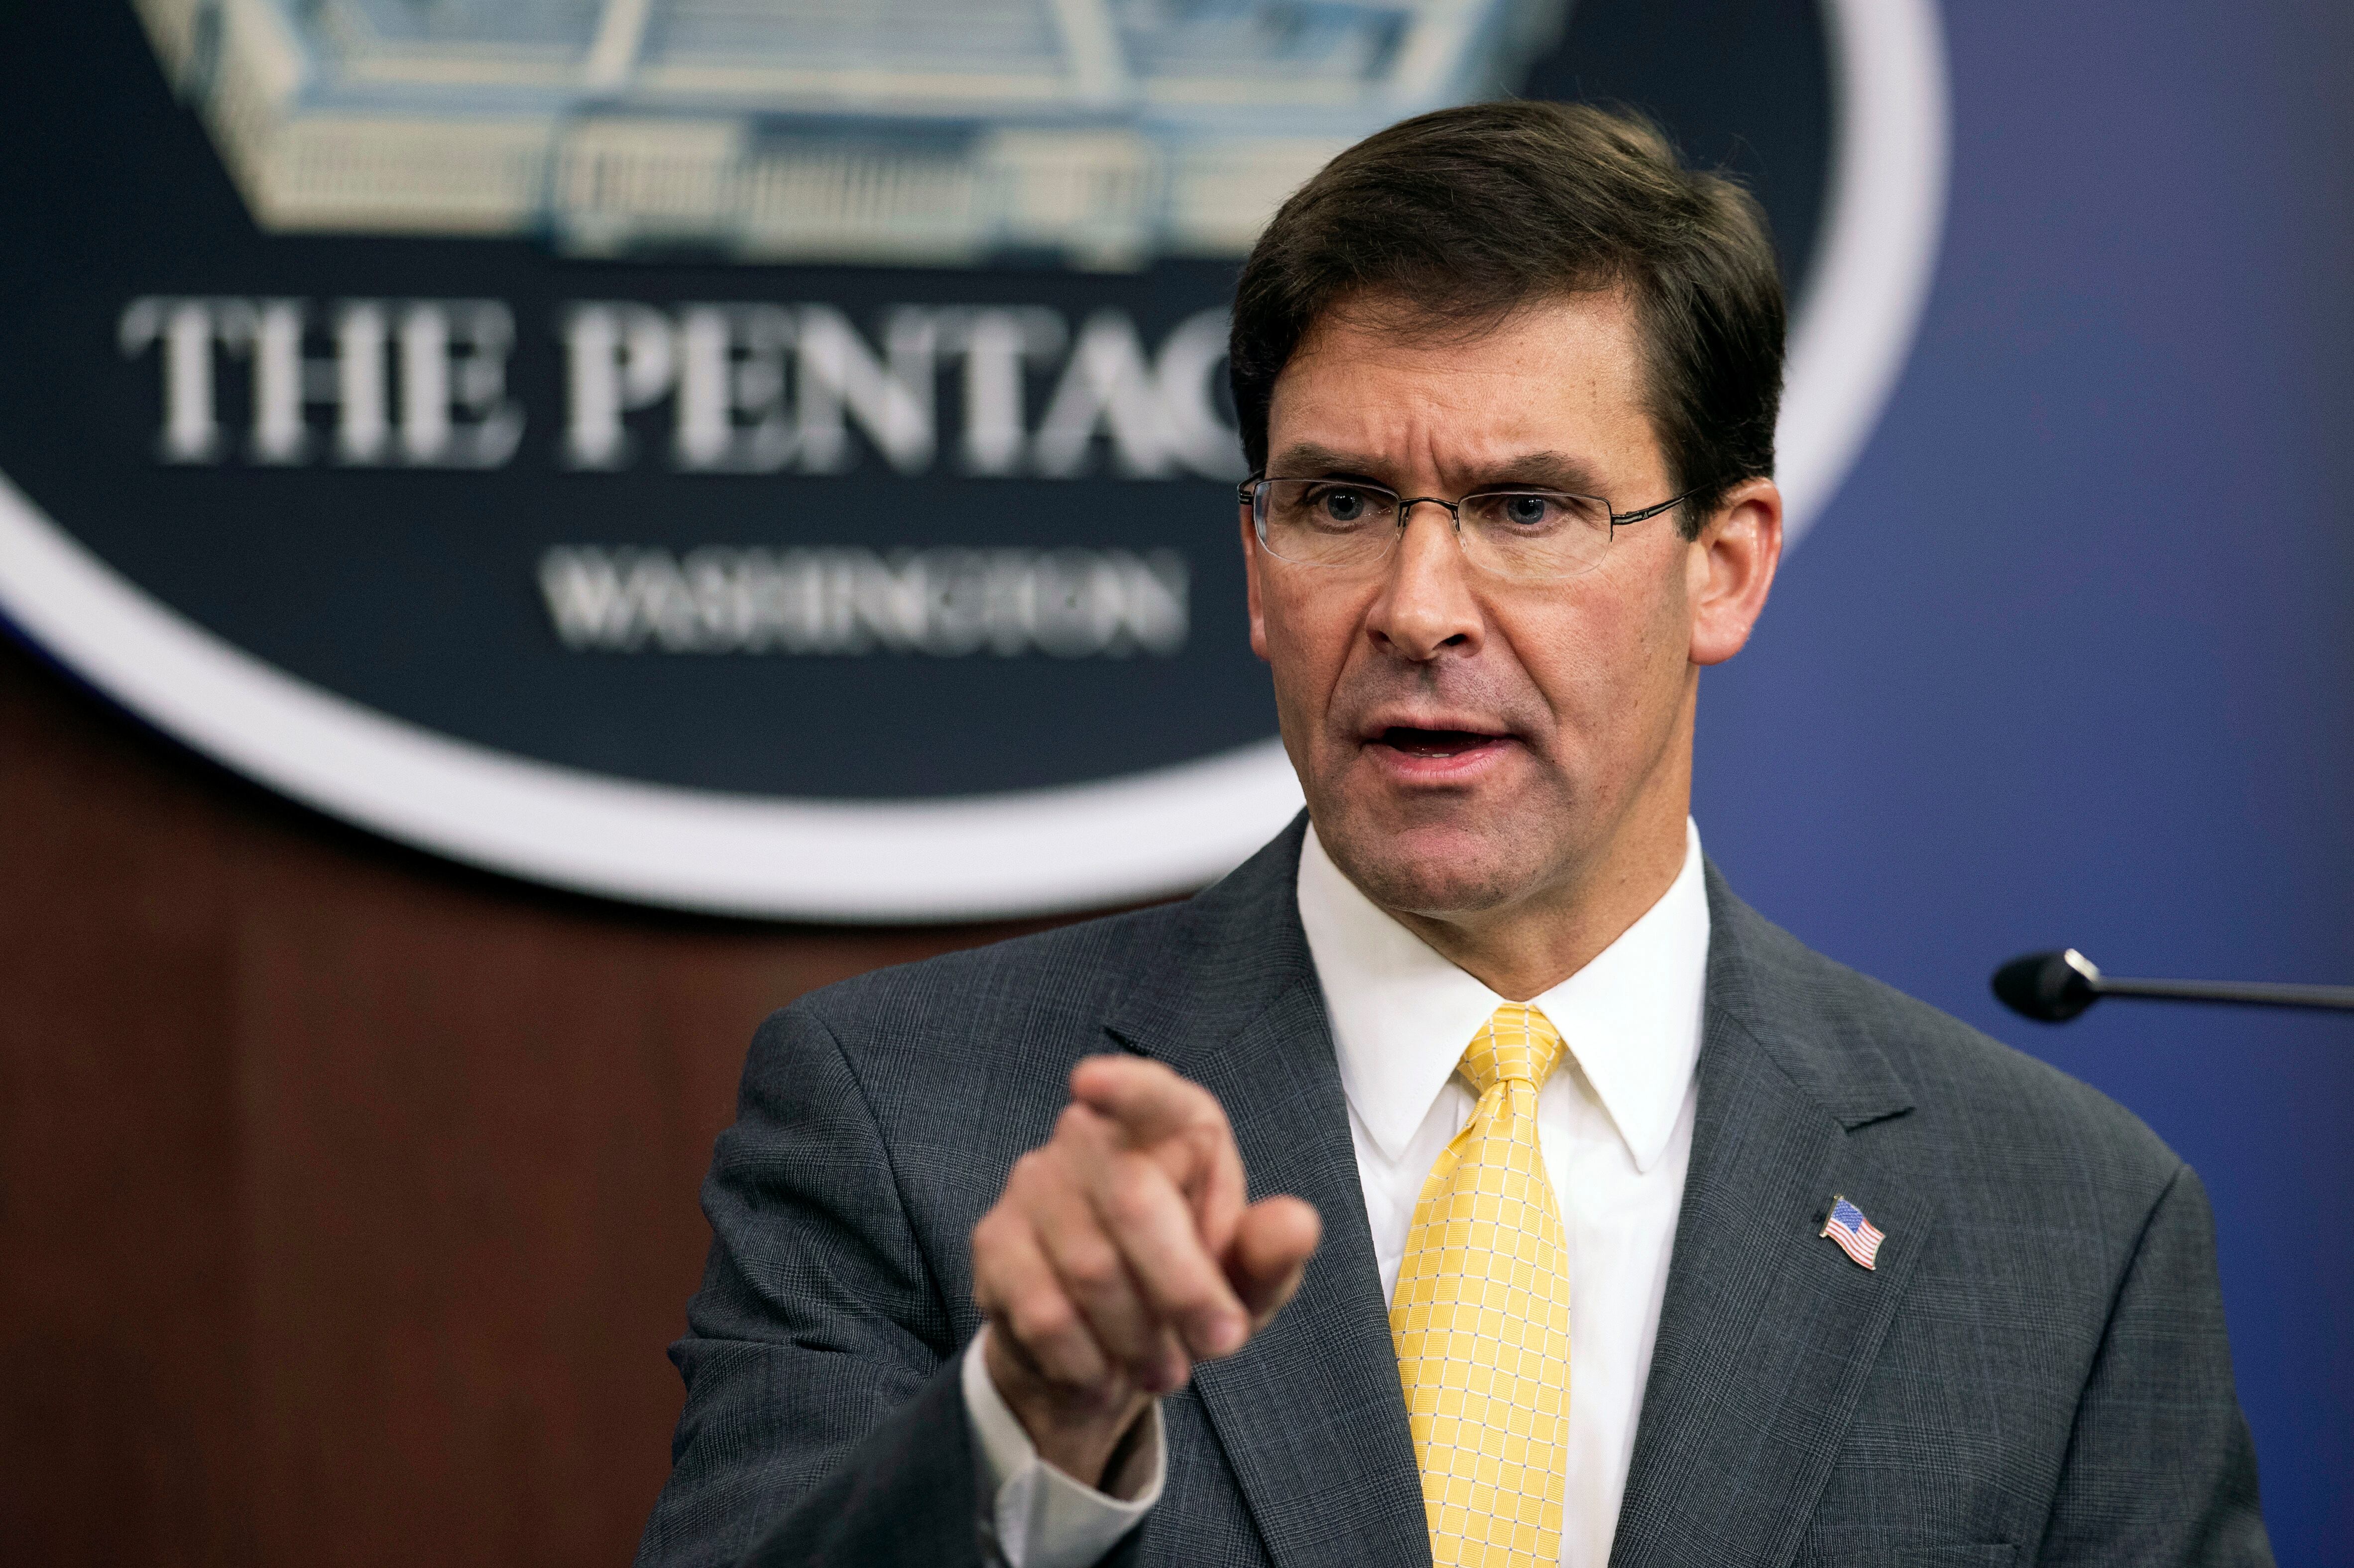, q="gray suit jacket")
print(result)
[636,820,2271,1568]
